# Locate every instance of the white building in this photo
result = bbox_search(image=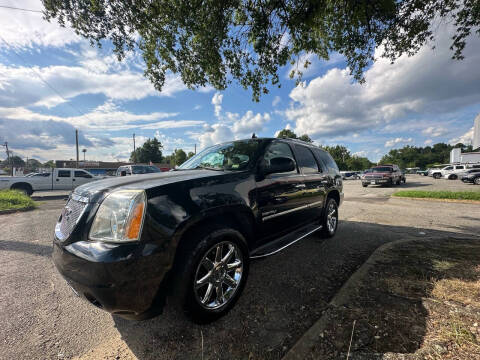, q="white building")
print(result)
[450,147,480,163]
[474,113,480,150]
